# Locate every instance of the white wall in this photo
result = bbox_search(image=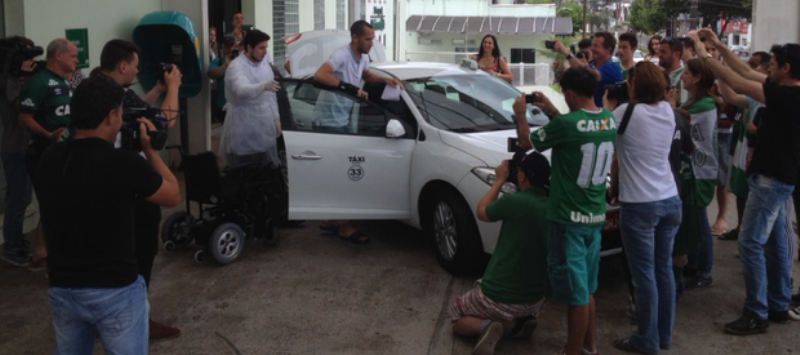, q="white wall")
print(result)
[21,0,163,75]
[4,0,24,36]
[241,0,275,59]
[404,32,552,64]
[752,0,800,52]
